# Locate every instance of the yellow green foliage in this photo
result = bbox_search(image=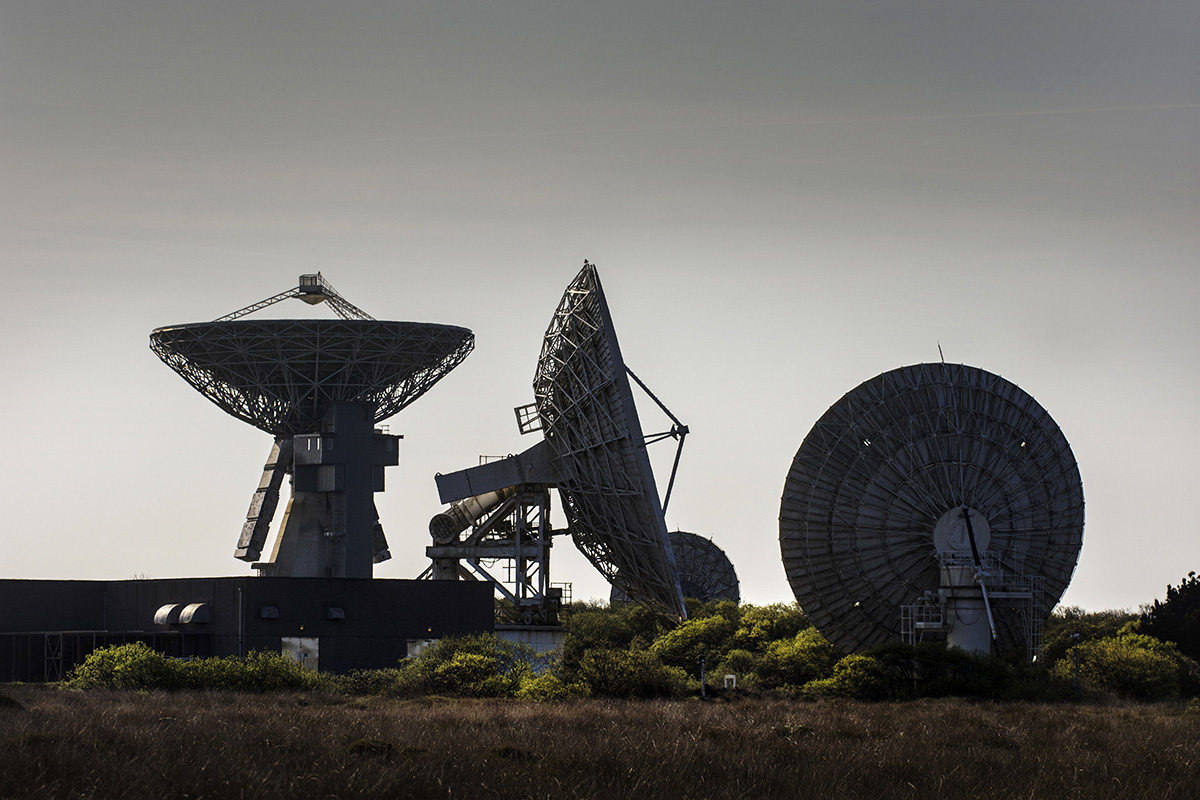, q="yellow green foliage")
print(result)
[803,654,890,700]
[650,614,735,676]
[516,671,591,701]
[1050,632,1198,700]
